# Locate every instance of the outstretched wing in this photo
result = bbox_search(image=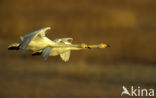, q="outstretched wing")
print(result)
[53,38,72,62]
[20,27,51,52]
[52,38,73,44]
[42,47,53,60]
[61,38,73,44]
[60,51,71,62]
